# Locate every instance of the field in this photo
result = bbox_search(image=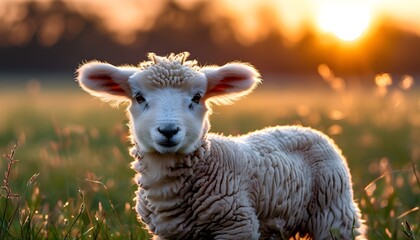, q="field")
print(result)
[1,77,419,239]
